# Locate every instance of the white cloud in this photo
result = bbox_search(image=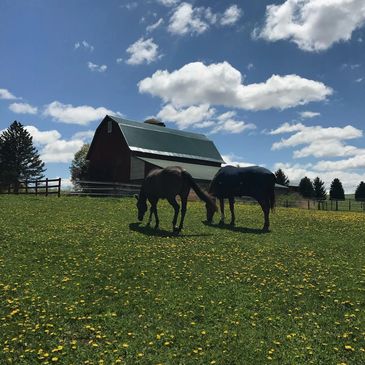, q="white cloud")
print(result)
[157,104,215,129]
[271,123,362,156]
[138,61,332,110]
[314,152,365,171]
[157,0,179,6]
[220,5,242,26]
[24,125,84,163]
[25,126,61,145]
[156,104,255,134]
[168,2,209,35]
[116,58,123,64]
[147,18,164,32]
[87,62,107,72]
[126,37,160,65]
[41,139,84,163]
[75,40,94,51]
[222,153,256,167]
[257,0,365,52]
[269,122,305,135]
[72,130,95,142]
[299,111,320,119]
[0,88,18,100]
[9,102,38,115]
[43,101,120,125]
[210,111,256,134]
[167,3,243,35]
